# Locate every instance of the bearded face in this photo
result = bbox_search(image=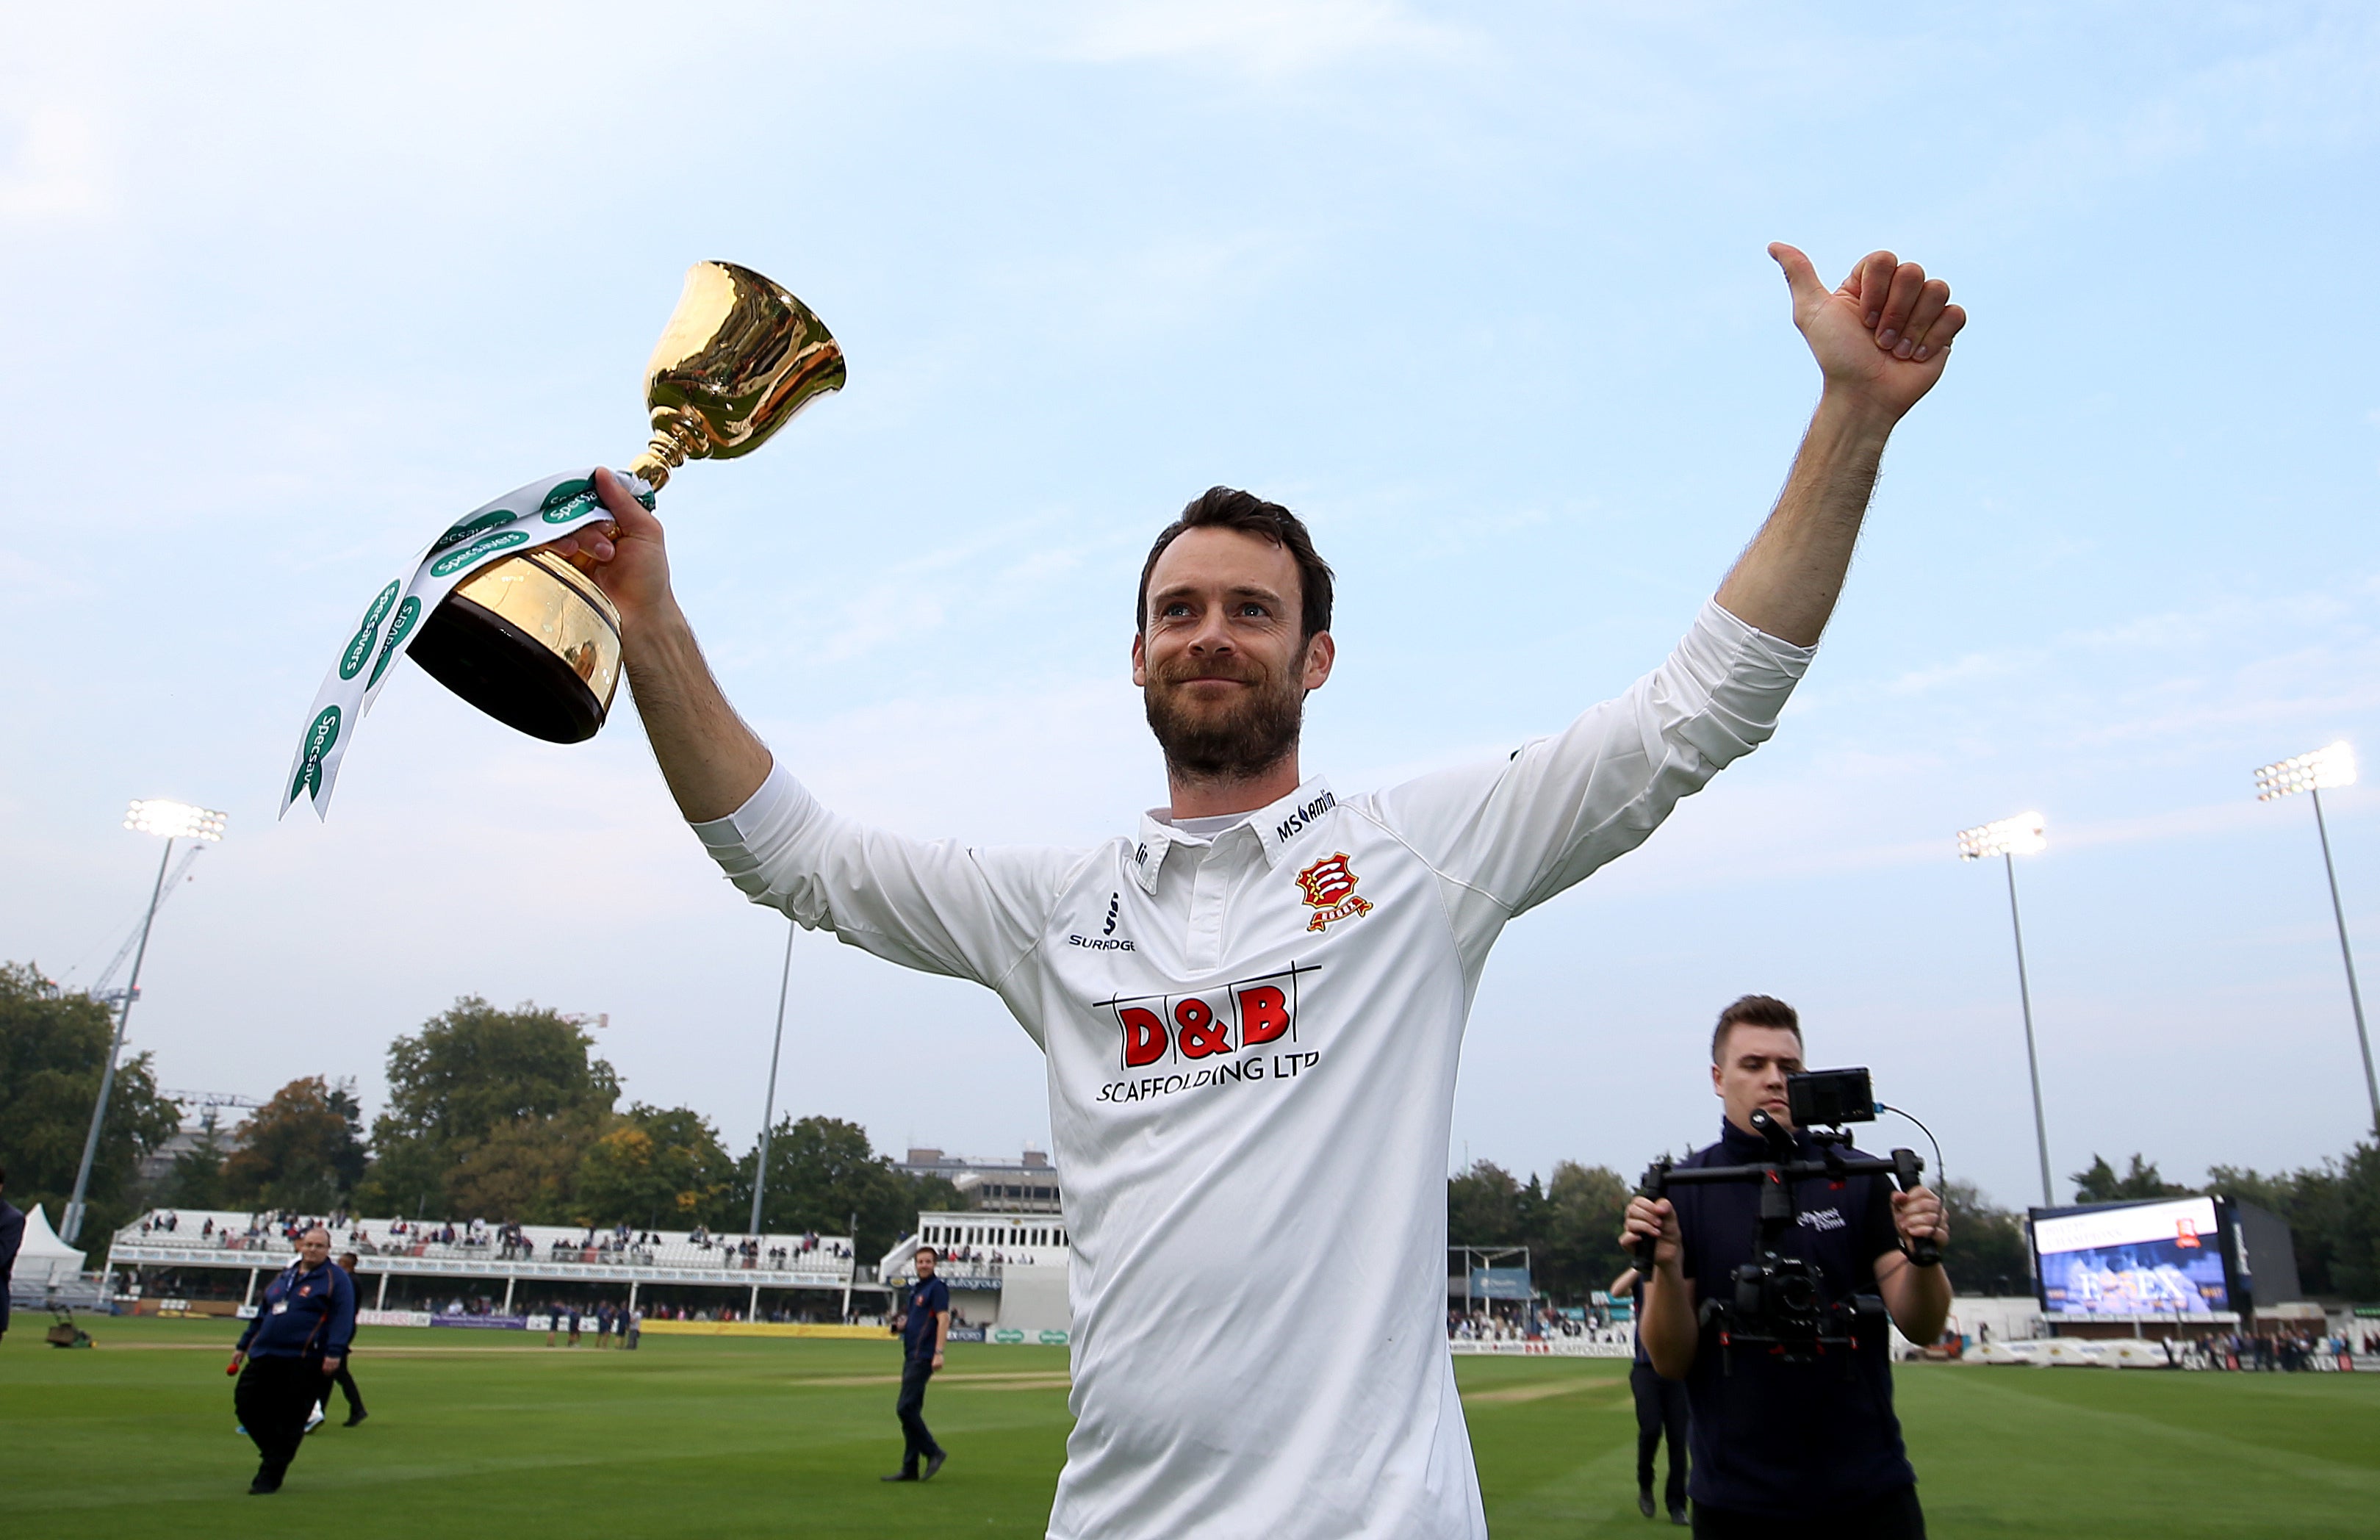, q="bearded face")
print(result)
[1142,645,1309,783]
[1133,525,1333,793]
